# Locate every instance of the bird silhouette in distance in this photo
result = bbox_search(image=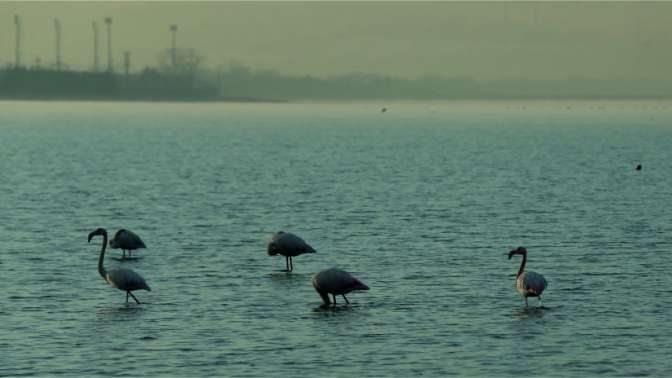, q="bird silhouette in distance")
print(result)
[89,228,151,304]
[508,247,547,307]
[313,267,369,307]
[267,231,316,272]
[109,229,146,260]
